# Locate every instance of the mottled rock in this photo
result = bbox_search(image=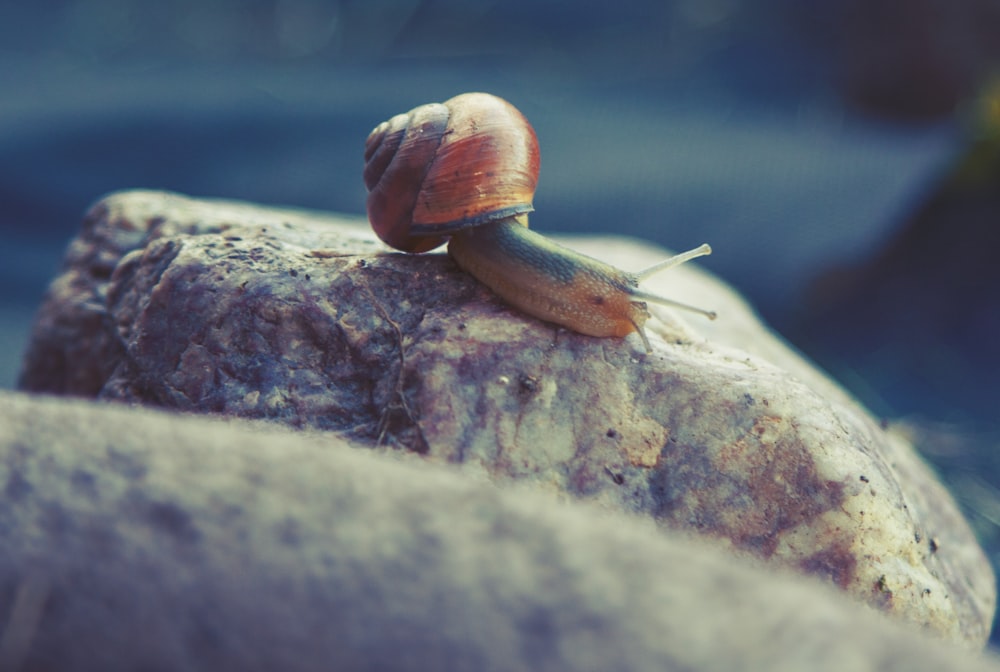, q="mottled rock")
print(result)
[18,190,996,645]
[3,390,1000,672]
